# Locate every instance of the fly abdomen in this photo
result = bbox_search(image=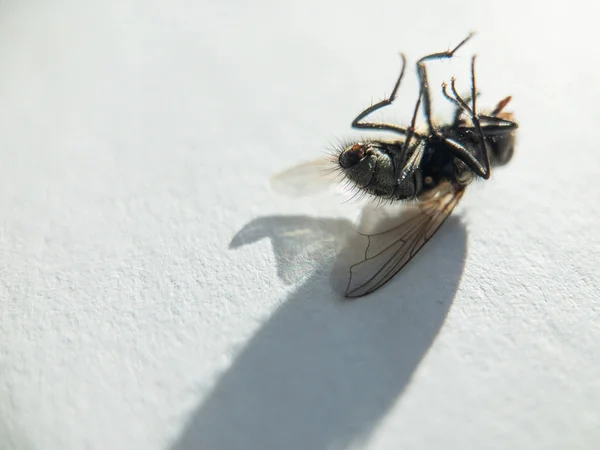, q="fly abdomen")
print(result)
[336,140,423,201]
[393,171,420,201]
